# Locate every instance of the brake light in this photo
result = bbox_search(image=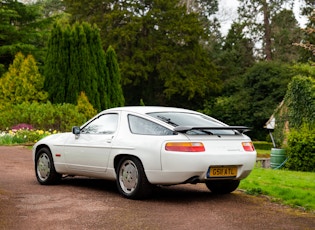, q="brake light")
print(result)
[165,142,205,152]
[242,142,255,152]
